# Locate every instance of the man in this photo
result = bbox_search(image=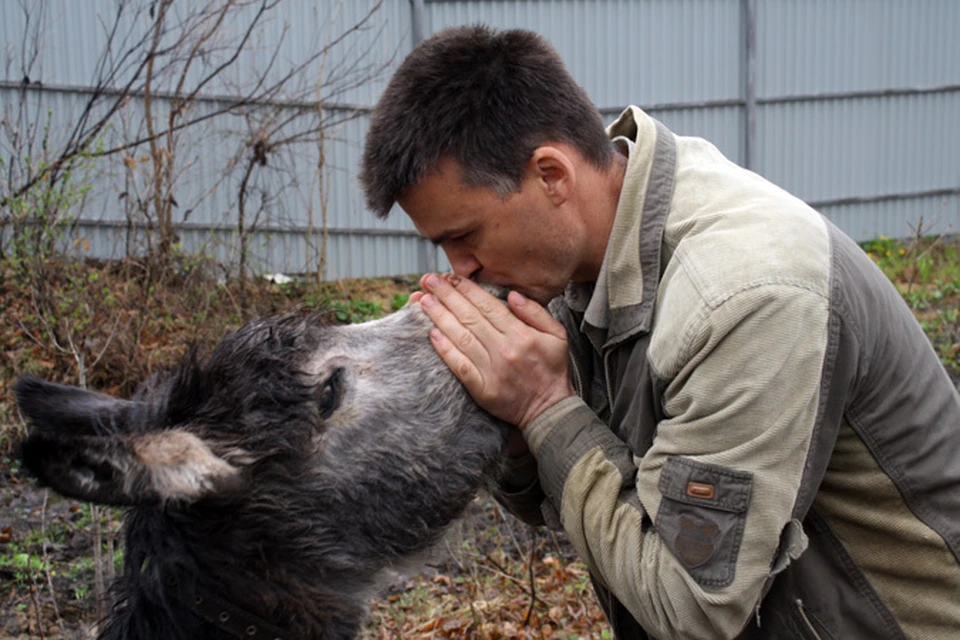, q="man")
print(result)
[359,25,960,639]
